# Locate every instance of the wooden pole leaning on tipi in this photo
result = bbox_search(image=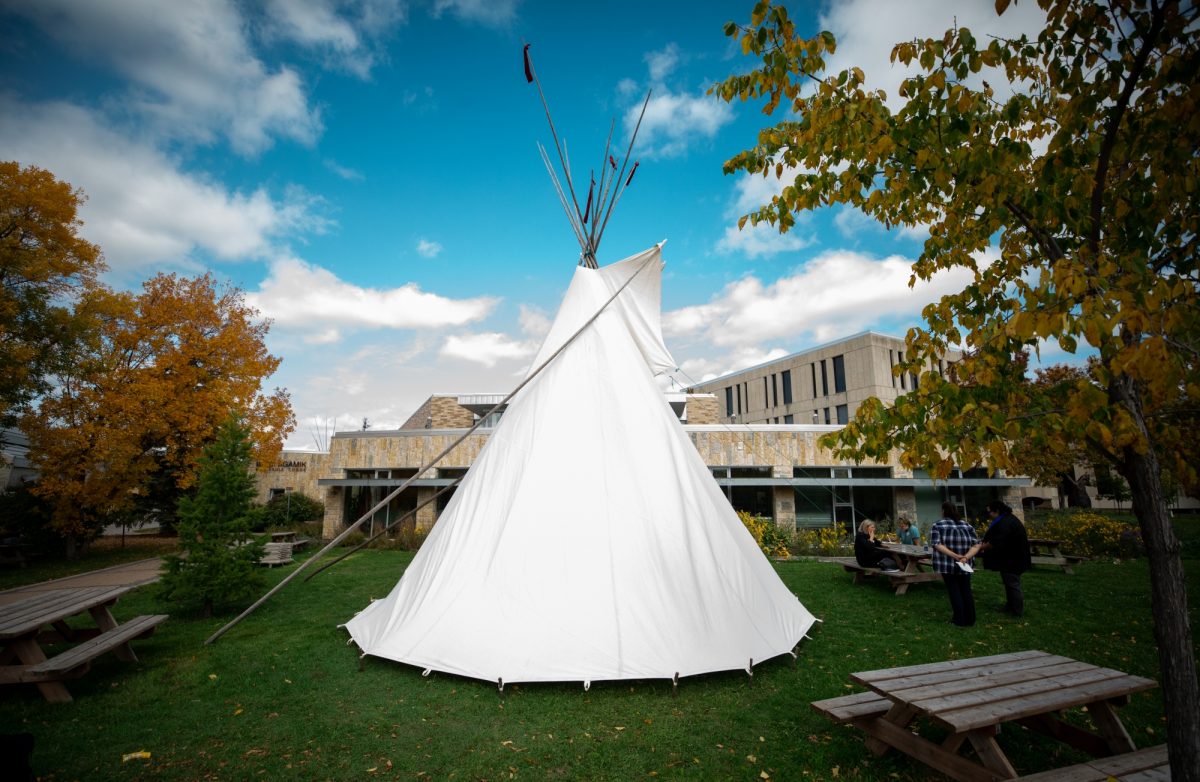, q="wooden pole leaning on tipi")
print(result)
[205,44,656,646]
